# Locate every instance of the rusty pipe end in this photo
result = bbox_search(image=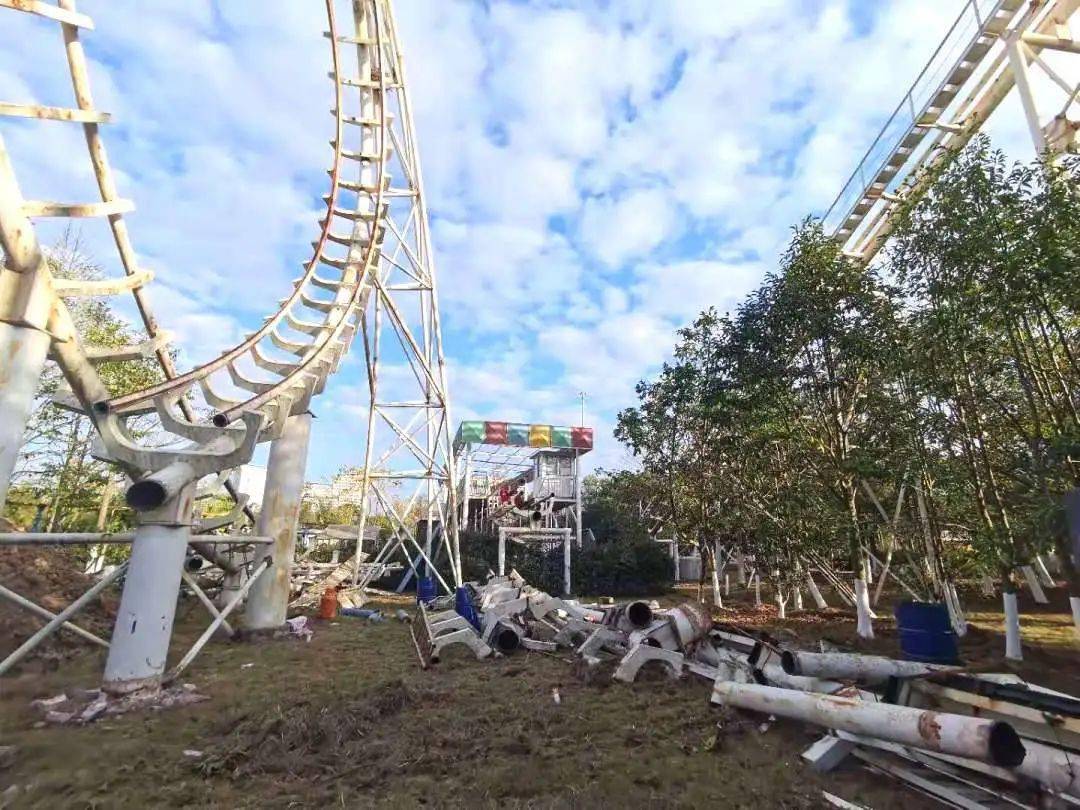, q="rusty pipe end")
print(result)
[212,412,230,428]
[988,721,1025,768]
